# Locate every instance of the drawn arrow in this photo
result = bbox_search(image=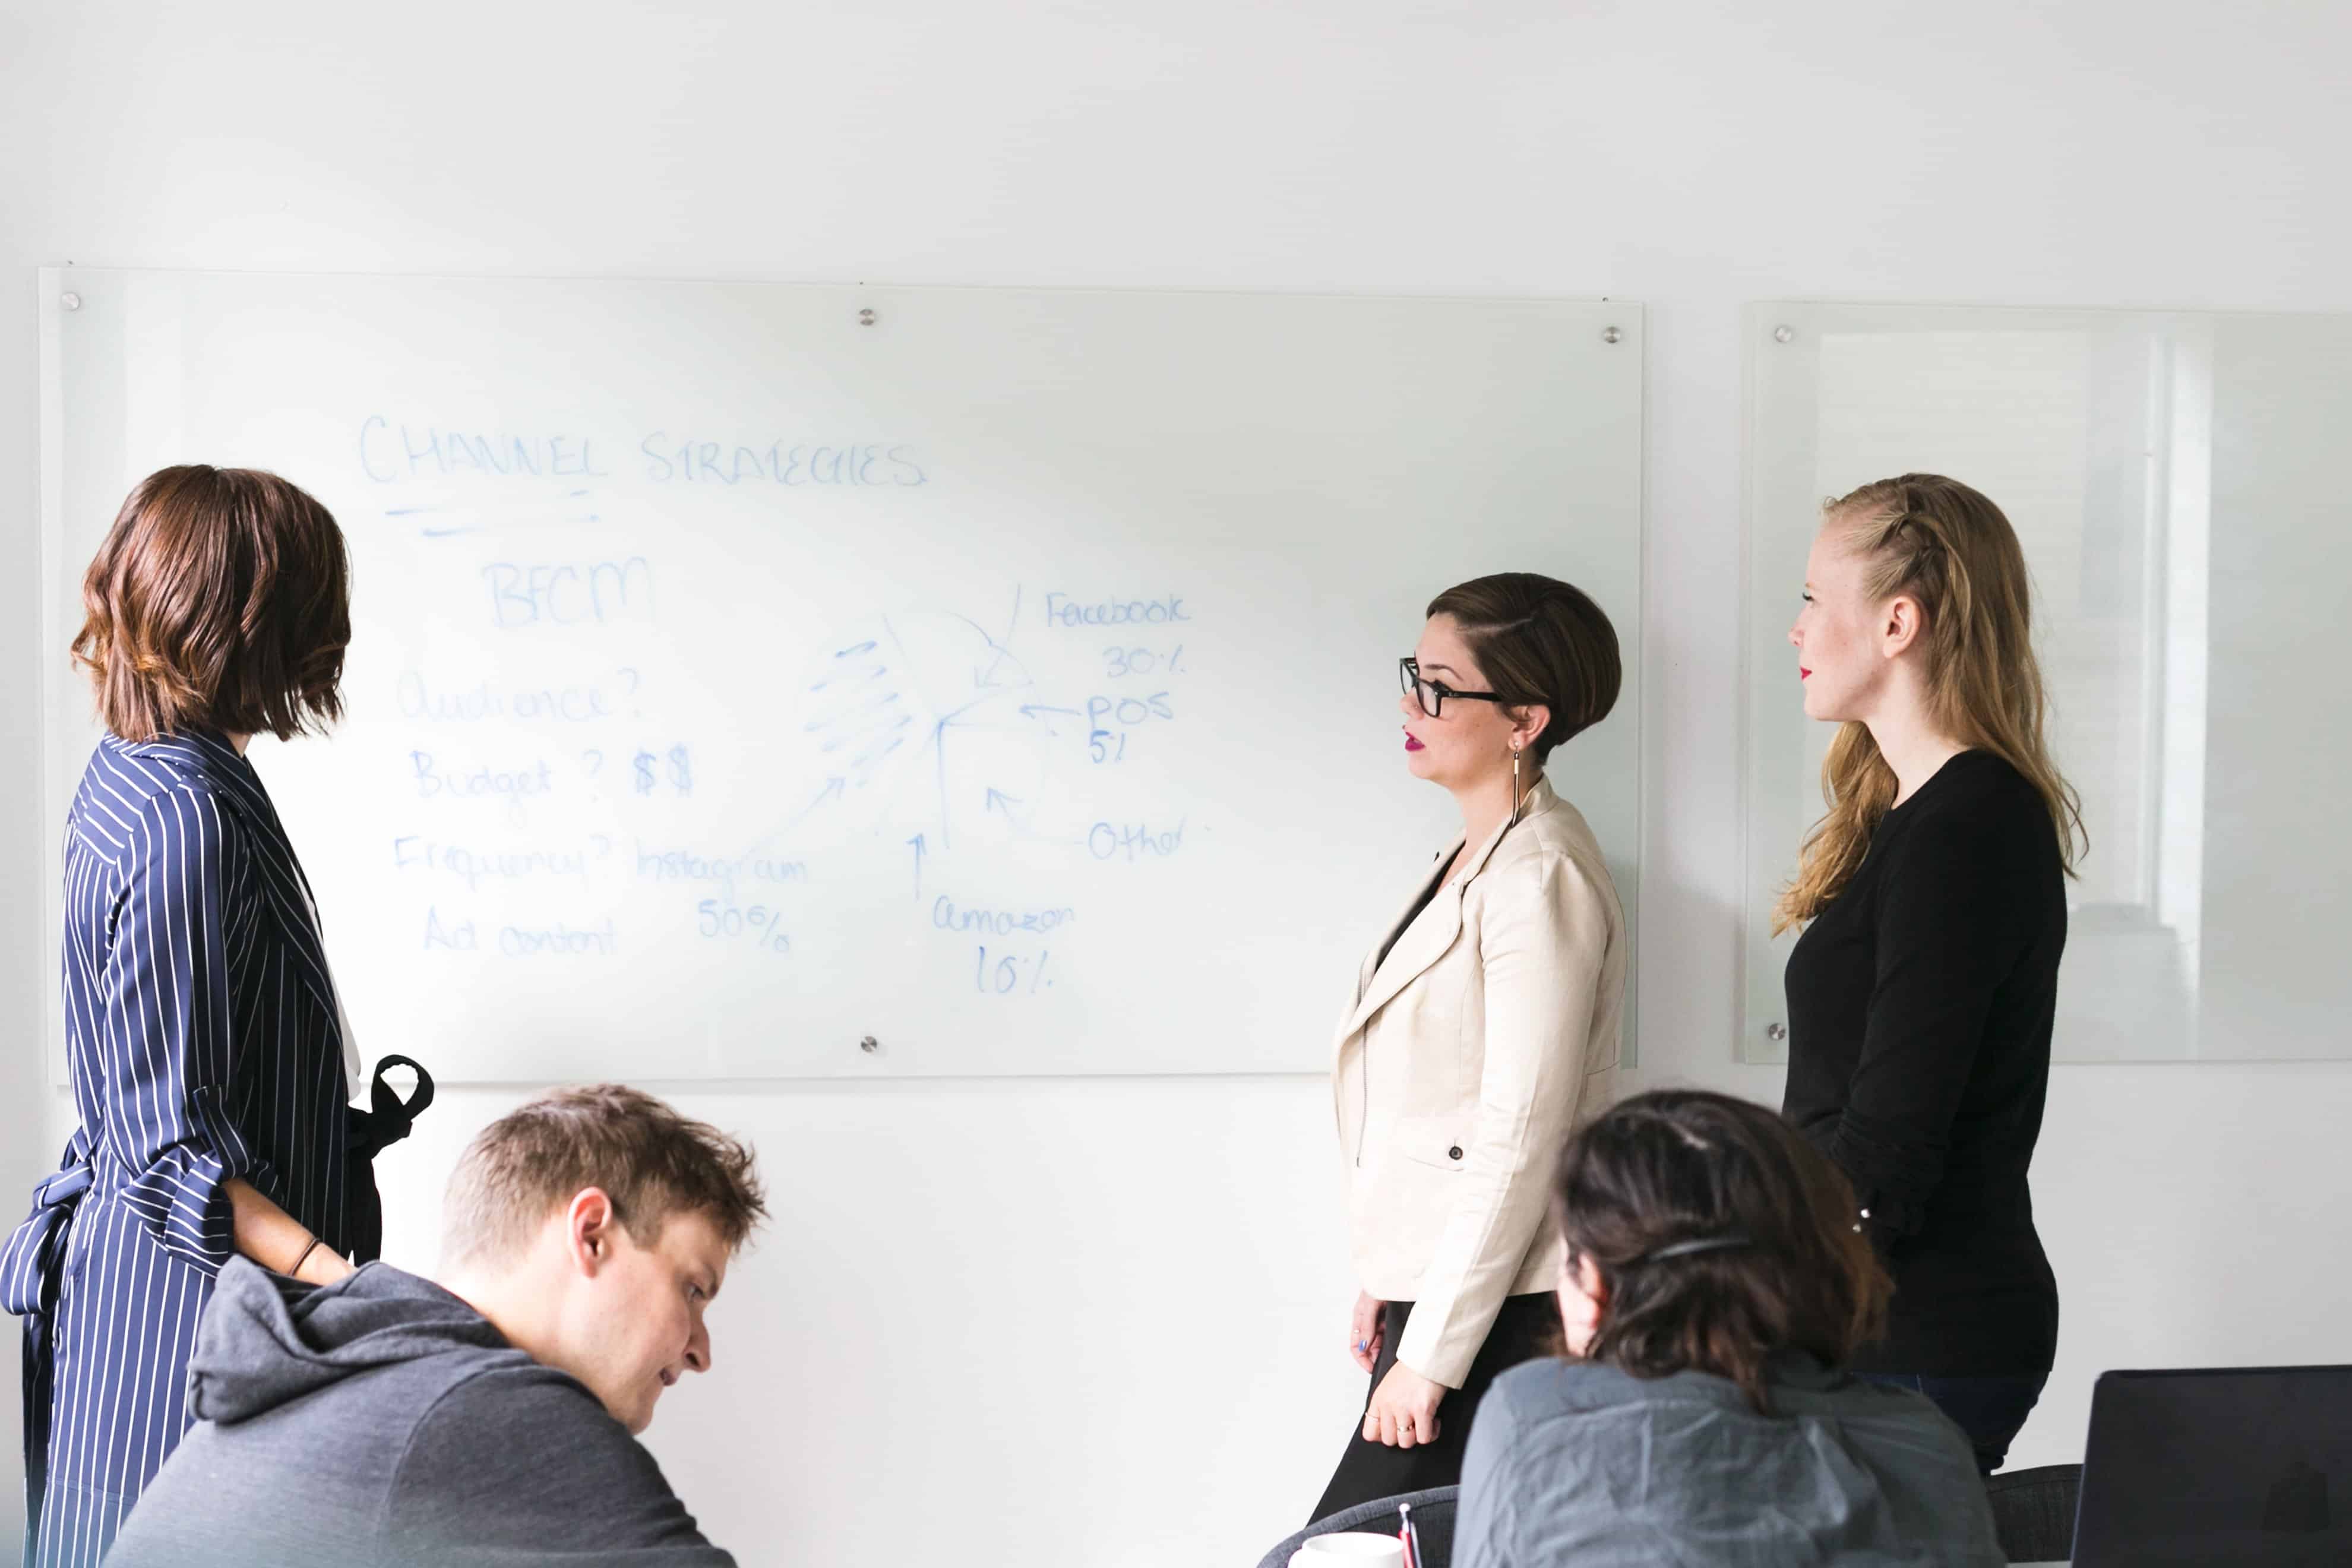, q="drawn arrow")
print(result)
[907,833,927,901]
[1017,703,1083,736]
[967,589,1028,689]
[784,776,847,830]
